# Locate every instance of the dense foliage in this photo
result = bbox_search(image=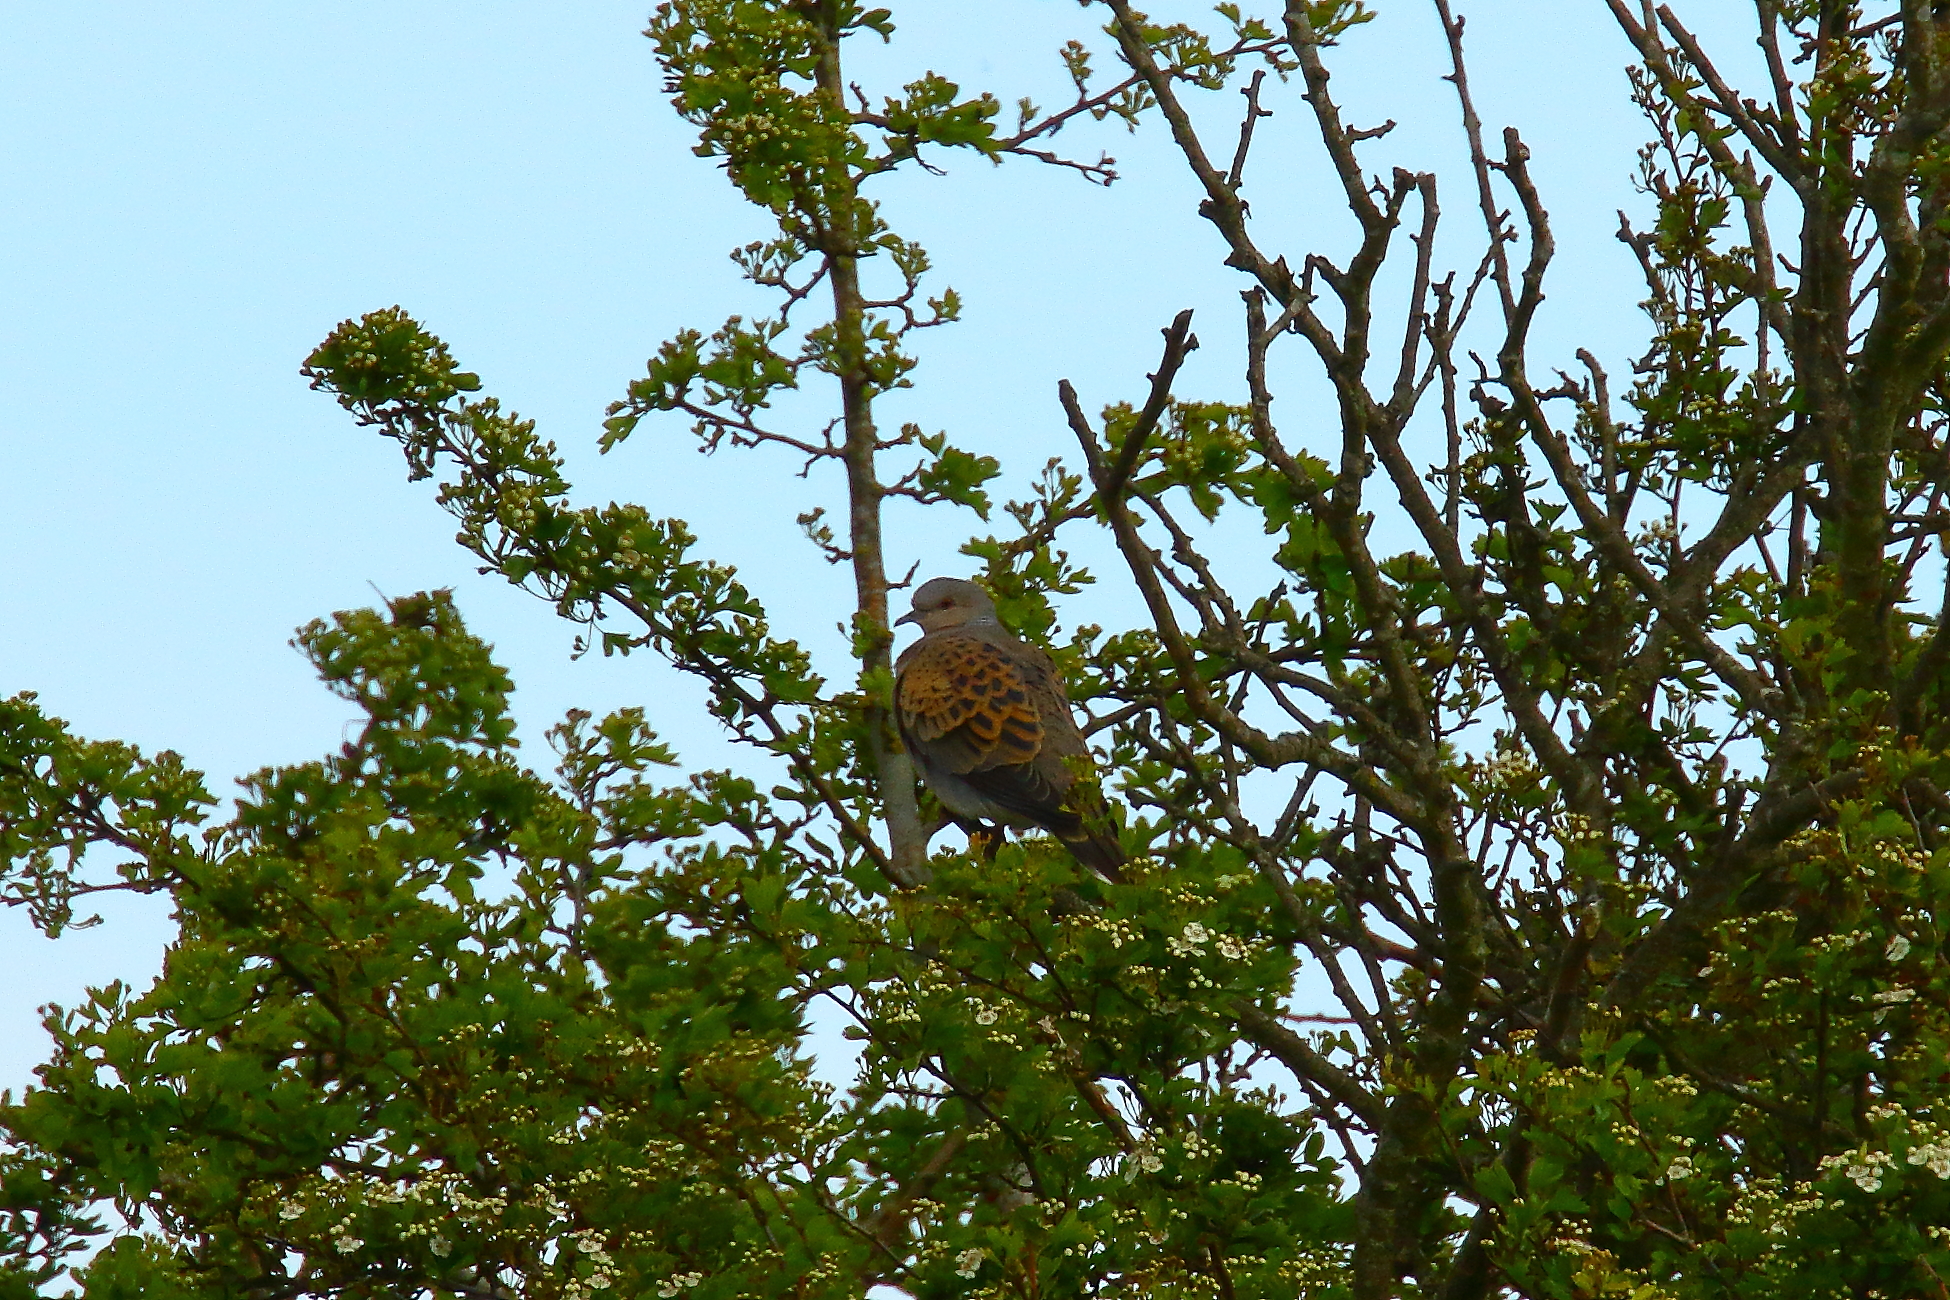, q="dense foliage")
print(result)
[7,1,1950,1297]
